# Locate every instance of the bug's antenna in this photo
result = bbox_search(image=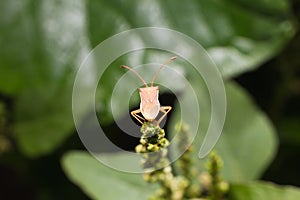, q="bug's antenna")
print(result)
[151,56,177,87]
[121,65,149,87]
